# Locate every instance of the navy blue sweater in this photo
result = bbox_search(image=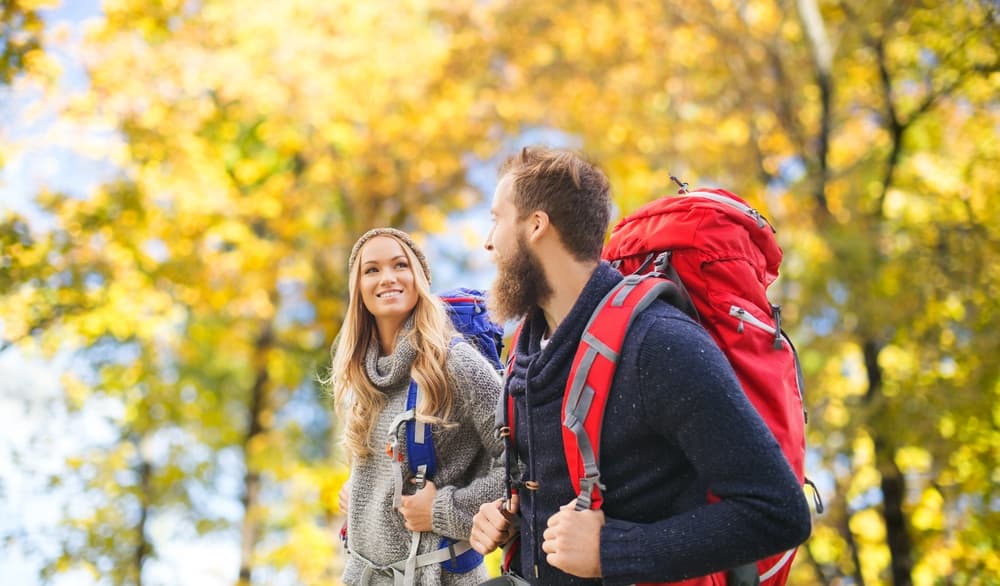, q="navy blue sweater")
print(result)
[505,263,811,585]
